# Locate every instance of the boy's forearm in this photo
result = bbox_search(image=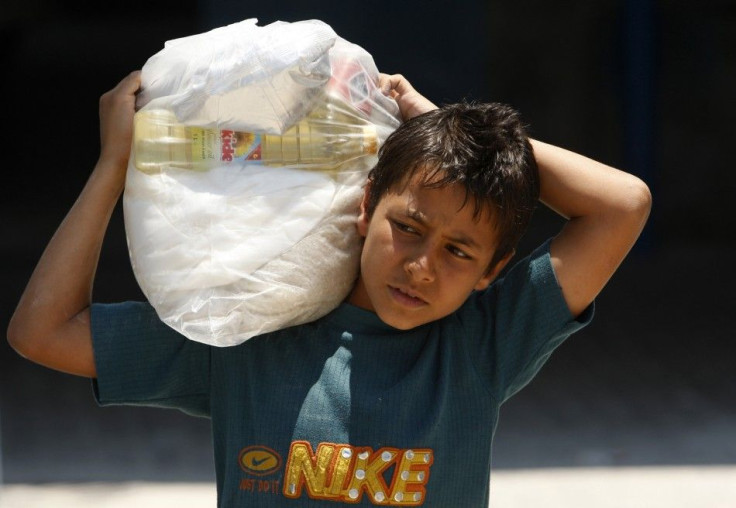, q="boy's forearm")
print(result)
[7,71,140,377]
[533,139,649,220]
[532,139,651,317]
[7,158,125,376]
